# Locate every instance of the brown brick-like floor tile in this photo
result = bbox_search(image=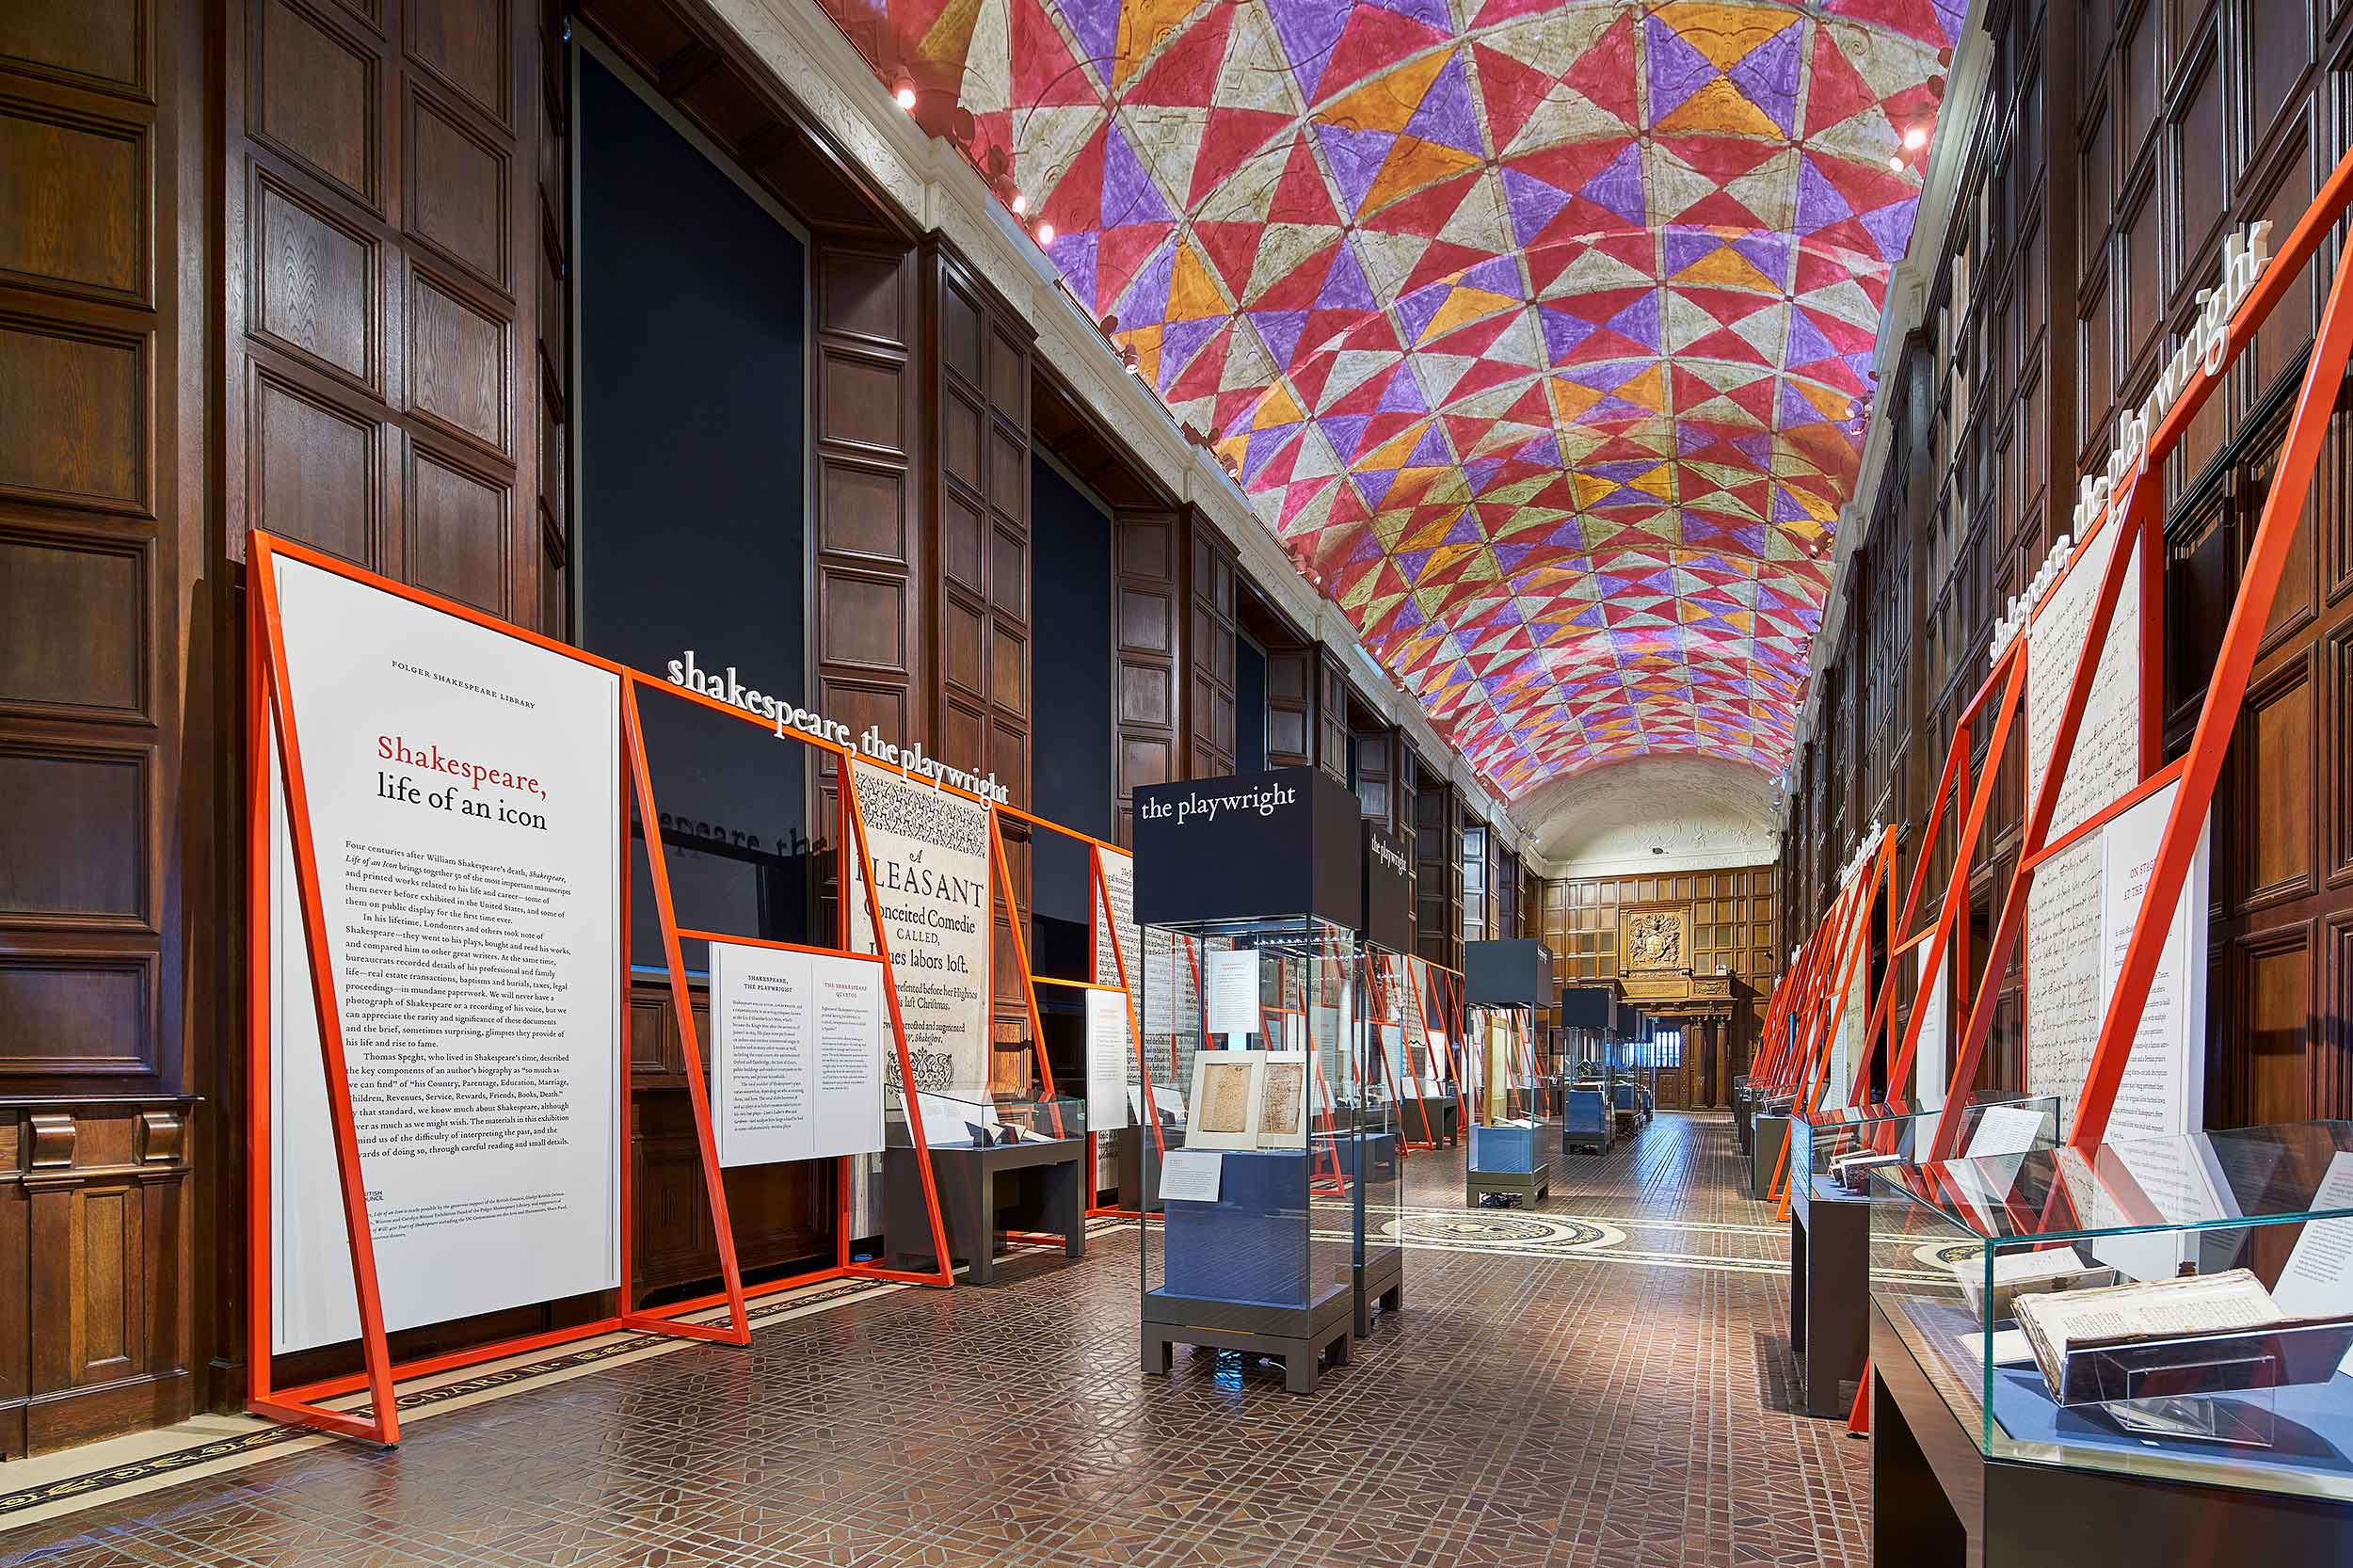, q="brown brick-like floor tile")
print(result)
[1,1114,1864,1568]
